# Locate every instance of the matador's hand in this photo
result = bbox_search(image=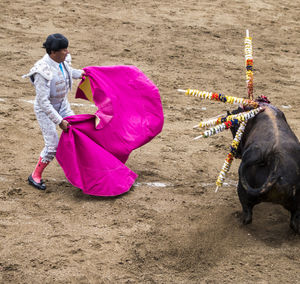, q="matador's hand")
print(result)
[59,119,70,132]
